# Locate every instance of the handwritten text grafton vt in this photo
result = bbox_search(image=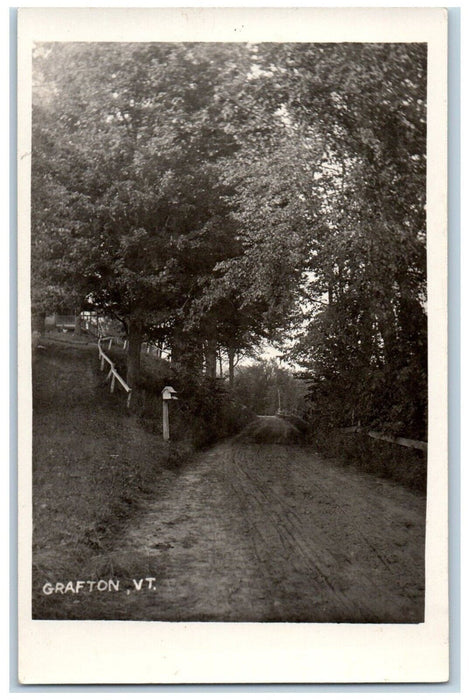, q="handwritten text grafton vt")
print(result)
[42,578,157,594]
